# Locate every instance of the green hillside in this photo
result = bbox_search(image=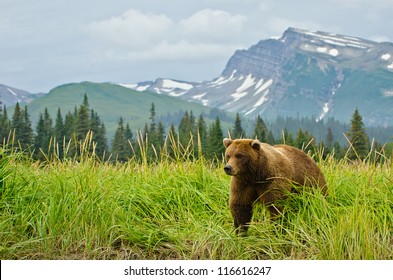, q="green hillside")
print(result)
[331,69,393,125]
[25,82,231,140]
